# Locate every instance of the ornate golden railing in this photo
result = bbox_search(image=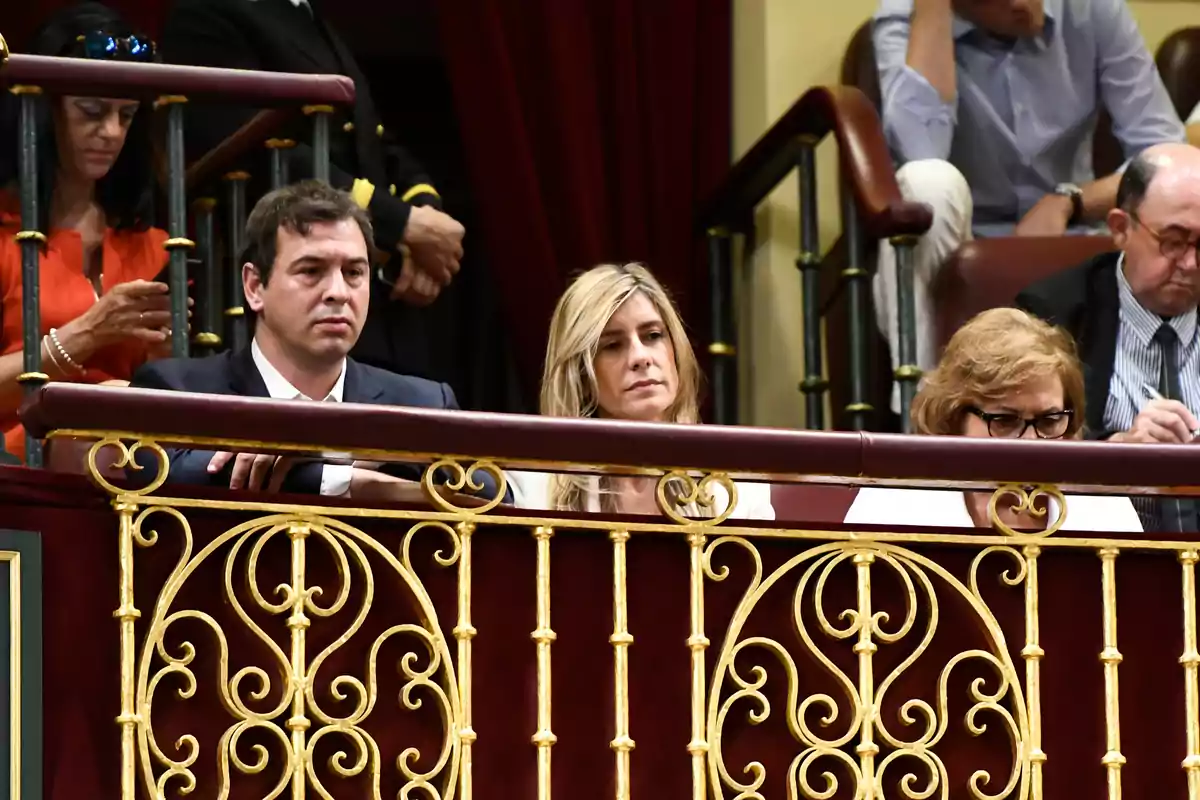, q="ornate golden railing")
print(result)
[20,384,1200,798]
